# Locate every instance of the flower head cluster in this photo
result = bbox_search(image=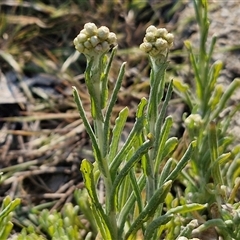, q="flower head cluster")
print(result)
[73,23,117,58]
[185,114,203,129]
[140,25,174,58]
